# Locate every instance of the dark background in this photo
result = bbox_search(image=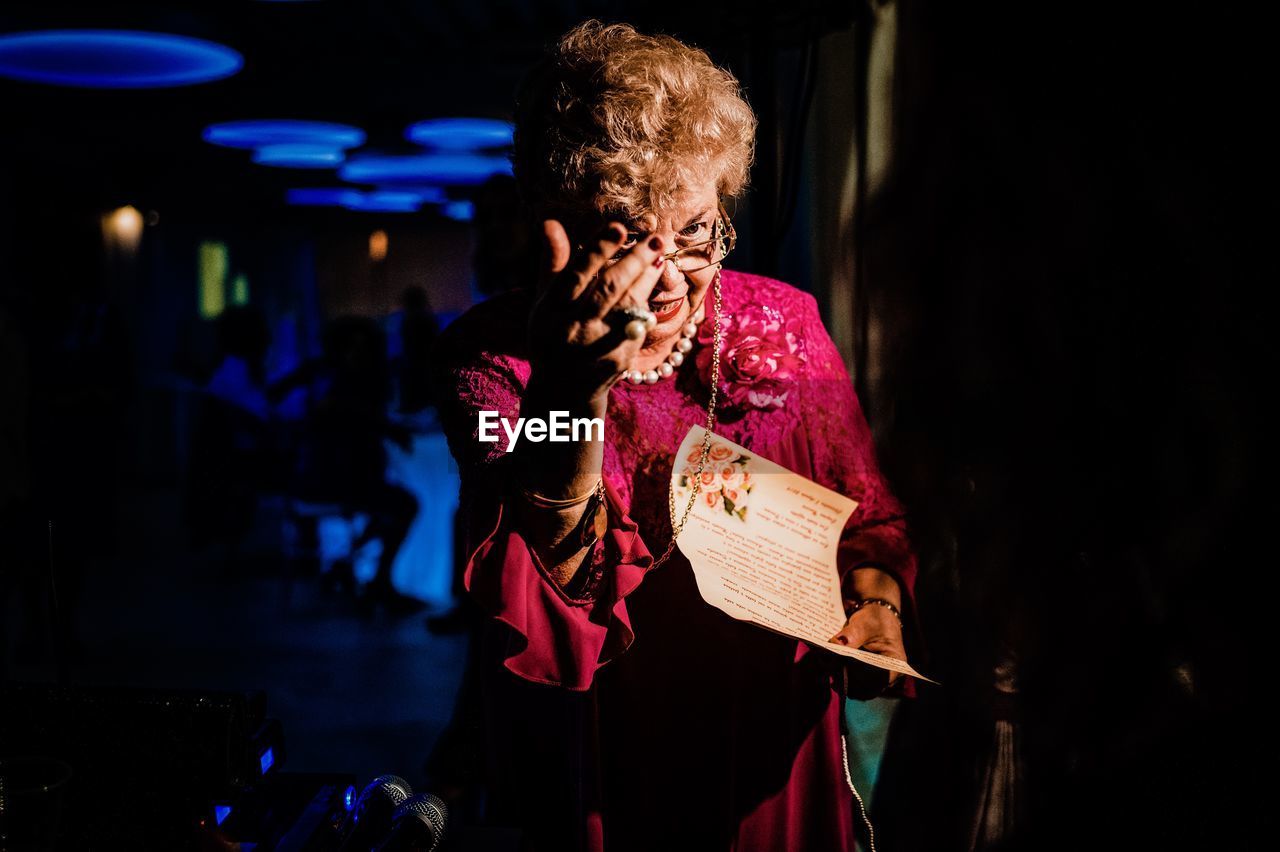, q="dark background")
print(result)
[1,1,1273,849]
